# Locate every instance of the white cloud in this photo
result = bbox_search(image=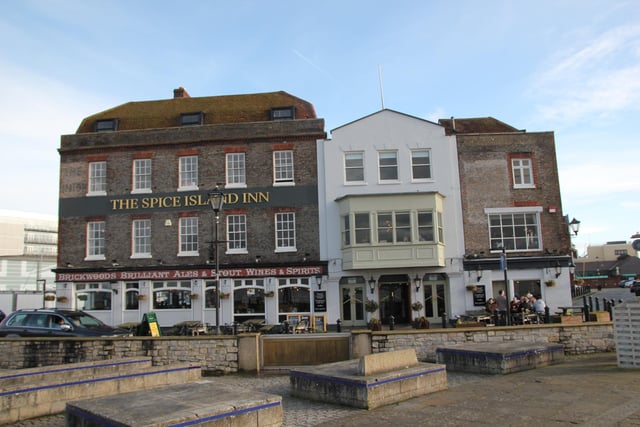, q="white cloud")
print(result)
[529,24,640,126]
